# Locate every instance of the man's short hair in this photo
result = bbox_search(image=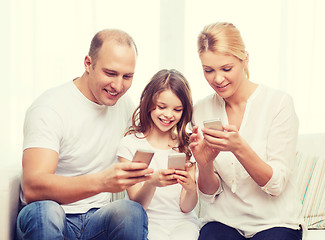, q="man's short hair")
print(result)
[88,29,138,67]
